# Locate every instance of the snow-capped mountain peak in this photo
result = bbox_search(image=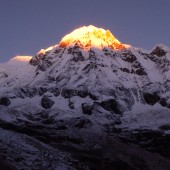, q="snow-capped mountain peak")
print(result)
[59,25,125,49]
[1,26,170,170]
[1,25,170,120]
